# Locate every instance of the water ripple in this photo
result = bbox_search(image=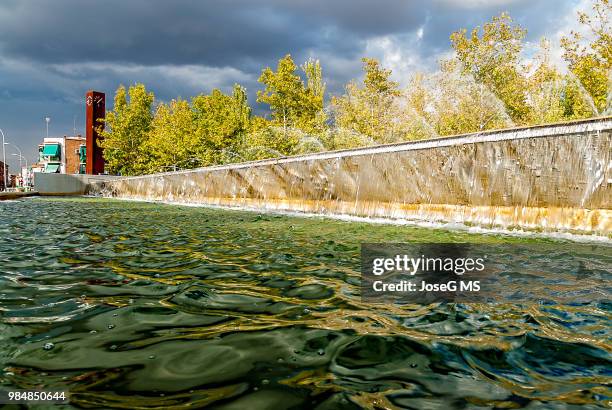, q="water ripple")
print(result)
[0,197,609,409]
